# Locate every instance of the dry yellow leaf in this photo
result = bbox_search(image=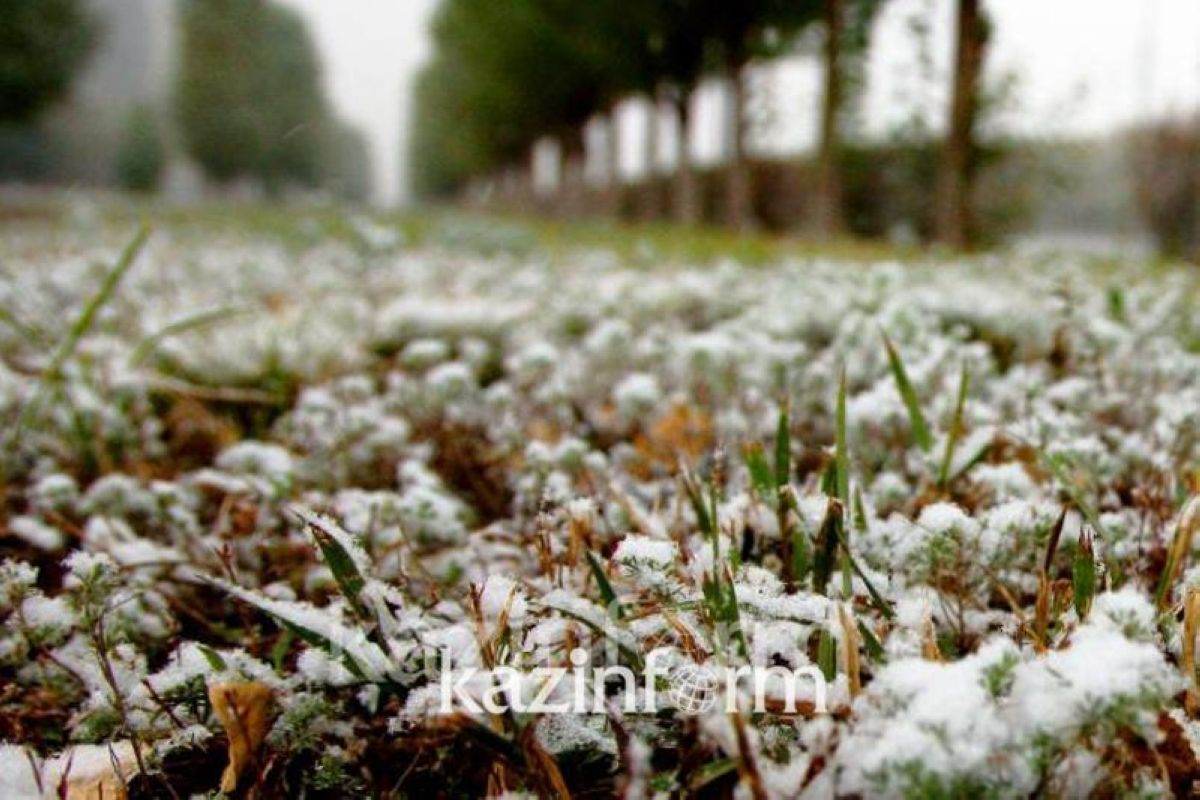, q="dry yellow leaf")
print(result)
[838,604,862,697]
[209,681,276,794]
[629,402,714,478]
[1185,589,1200,716]
[921,614,943,662]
